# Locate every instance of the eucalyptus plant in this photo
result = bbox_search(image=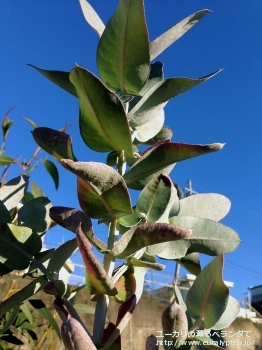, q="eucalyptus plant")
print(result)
[0,1,241,349]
